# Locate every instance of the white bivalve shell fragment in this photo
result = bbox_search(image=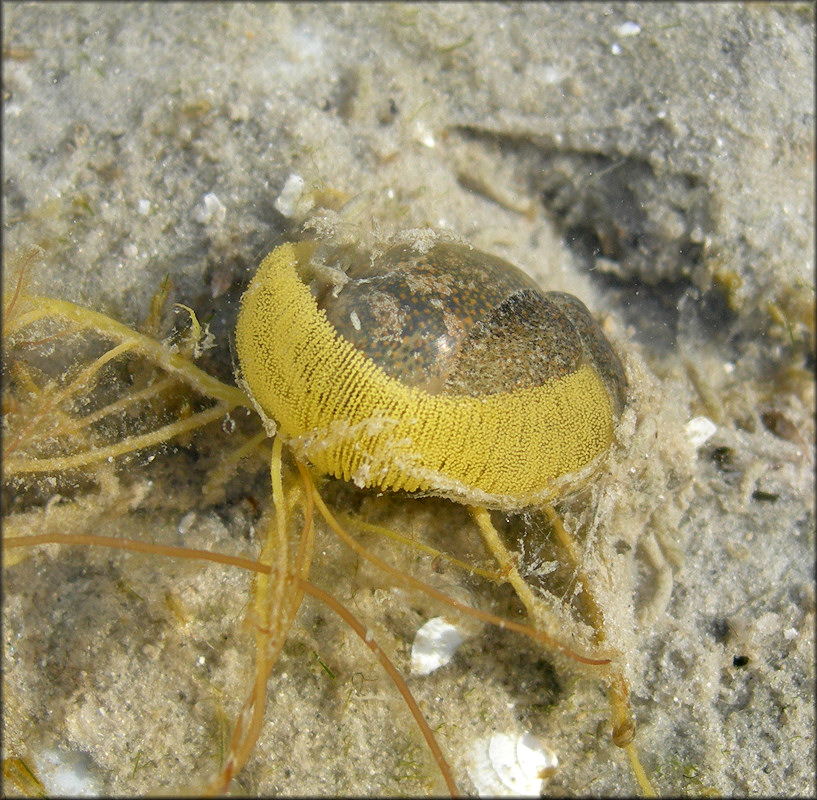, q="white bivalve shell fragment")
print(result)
[410,617,464,675]
[468,732,558,797]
